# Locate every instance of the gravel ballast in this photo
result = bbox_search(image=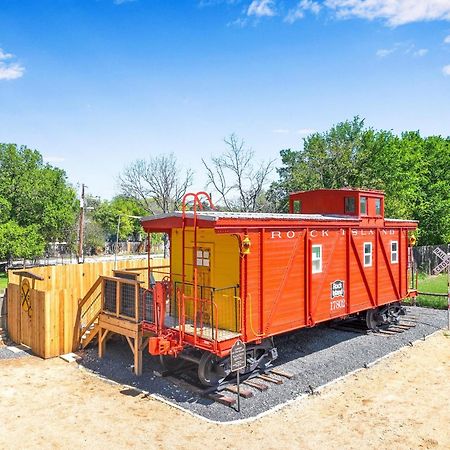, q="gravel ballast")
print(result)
[78,306,447,422]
